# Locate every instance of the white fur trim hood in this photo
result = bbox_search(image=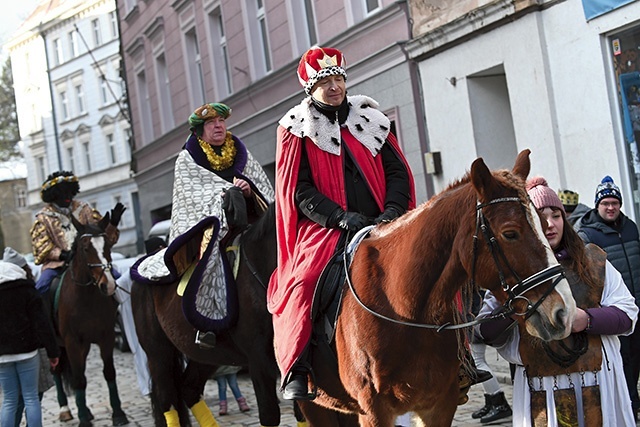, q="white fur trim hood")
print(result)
[279,95,391,156]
